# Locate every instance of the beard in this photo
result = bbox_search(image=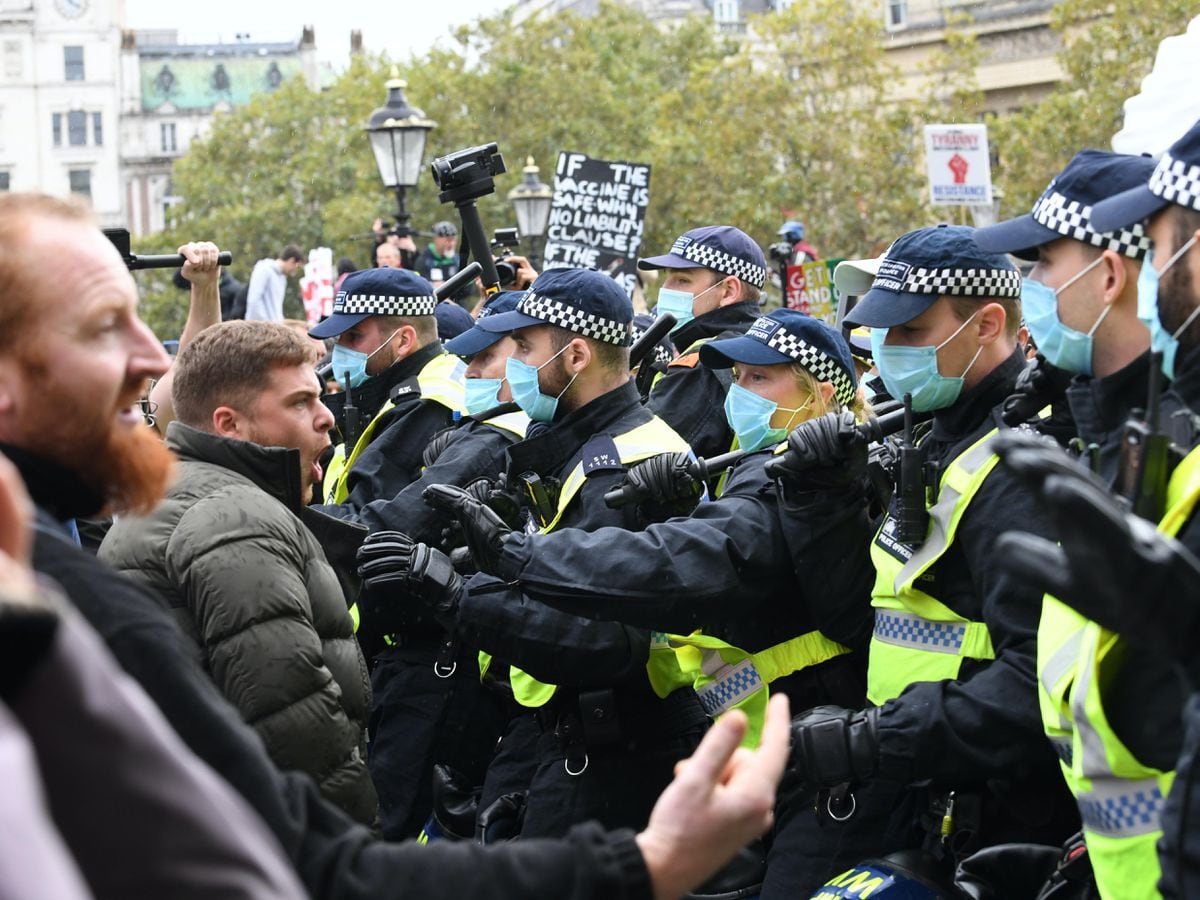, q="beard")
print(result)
[14,359,175,516]
[1160,250,1198,356]
[541,354,581,414]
